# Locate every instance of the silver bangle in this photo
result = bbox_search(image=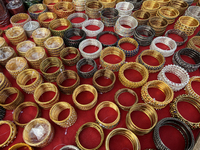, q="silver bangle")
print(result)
[150,36,177,57]
[116,2,134,16]
[79,39,102,59]
[67,13,88,28]
[60,145,79,150]
[82,19,104,37]
[185,6,200,23]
